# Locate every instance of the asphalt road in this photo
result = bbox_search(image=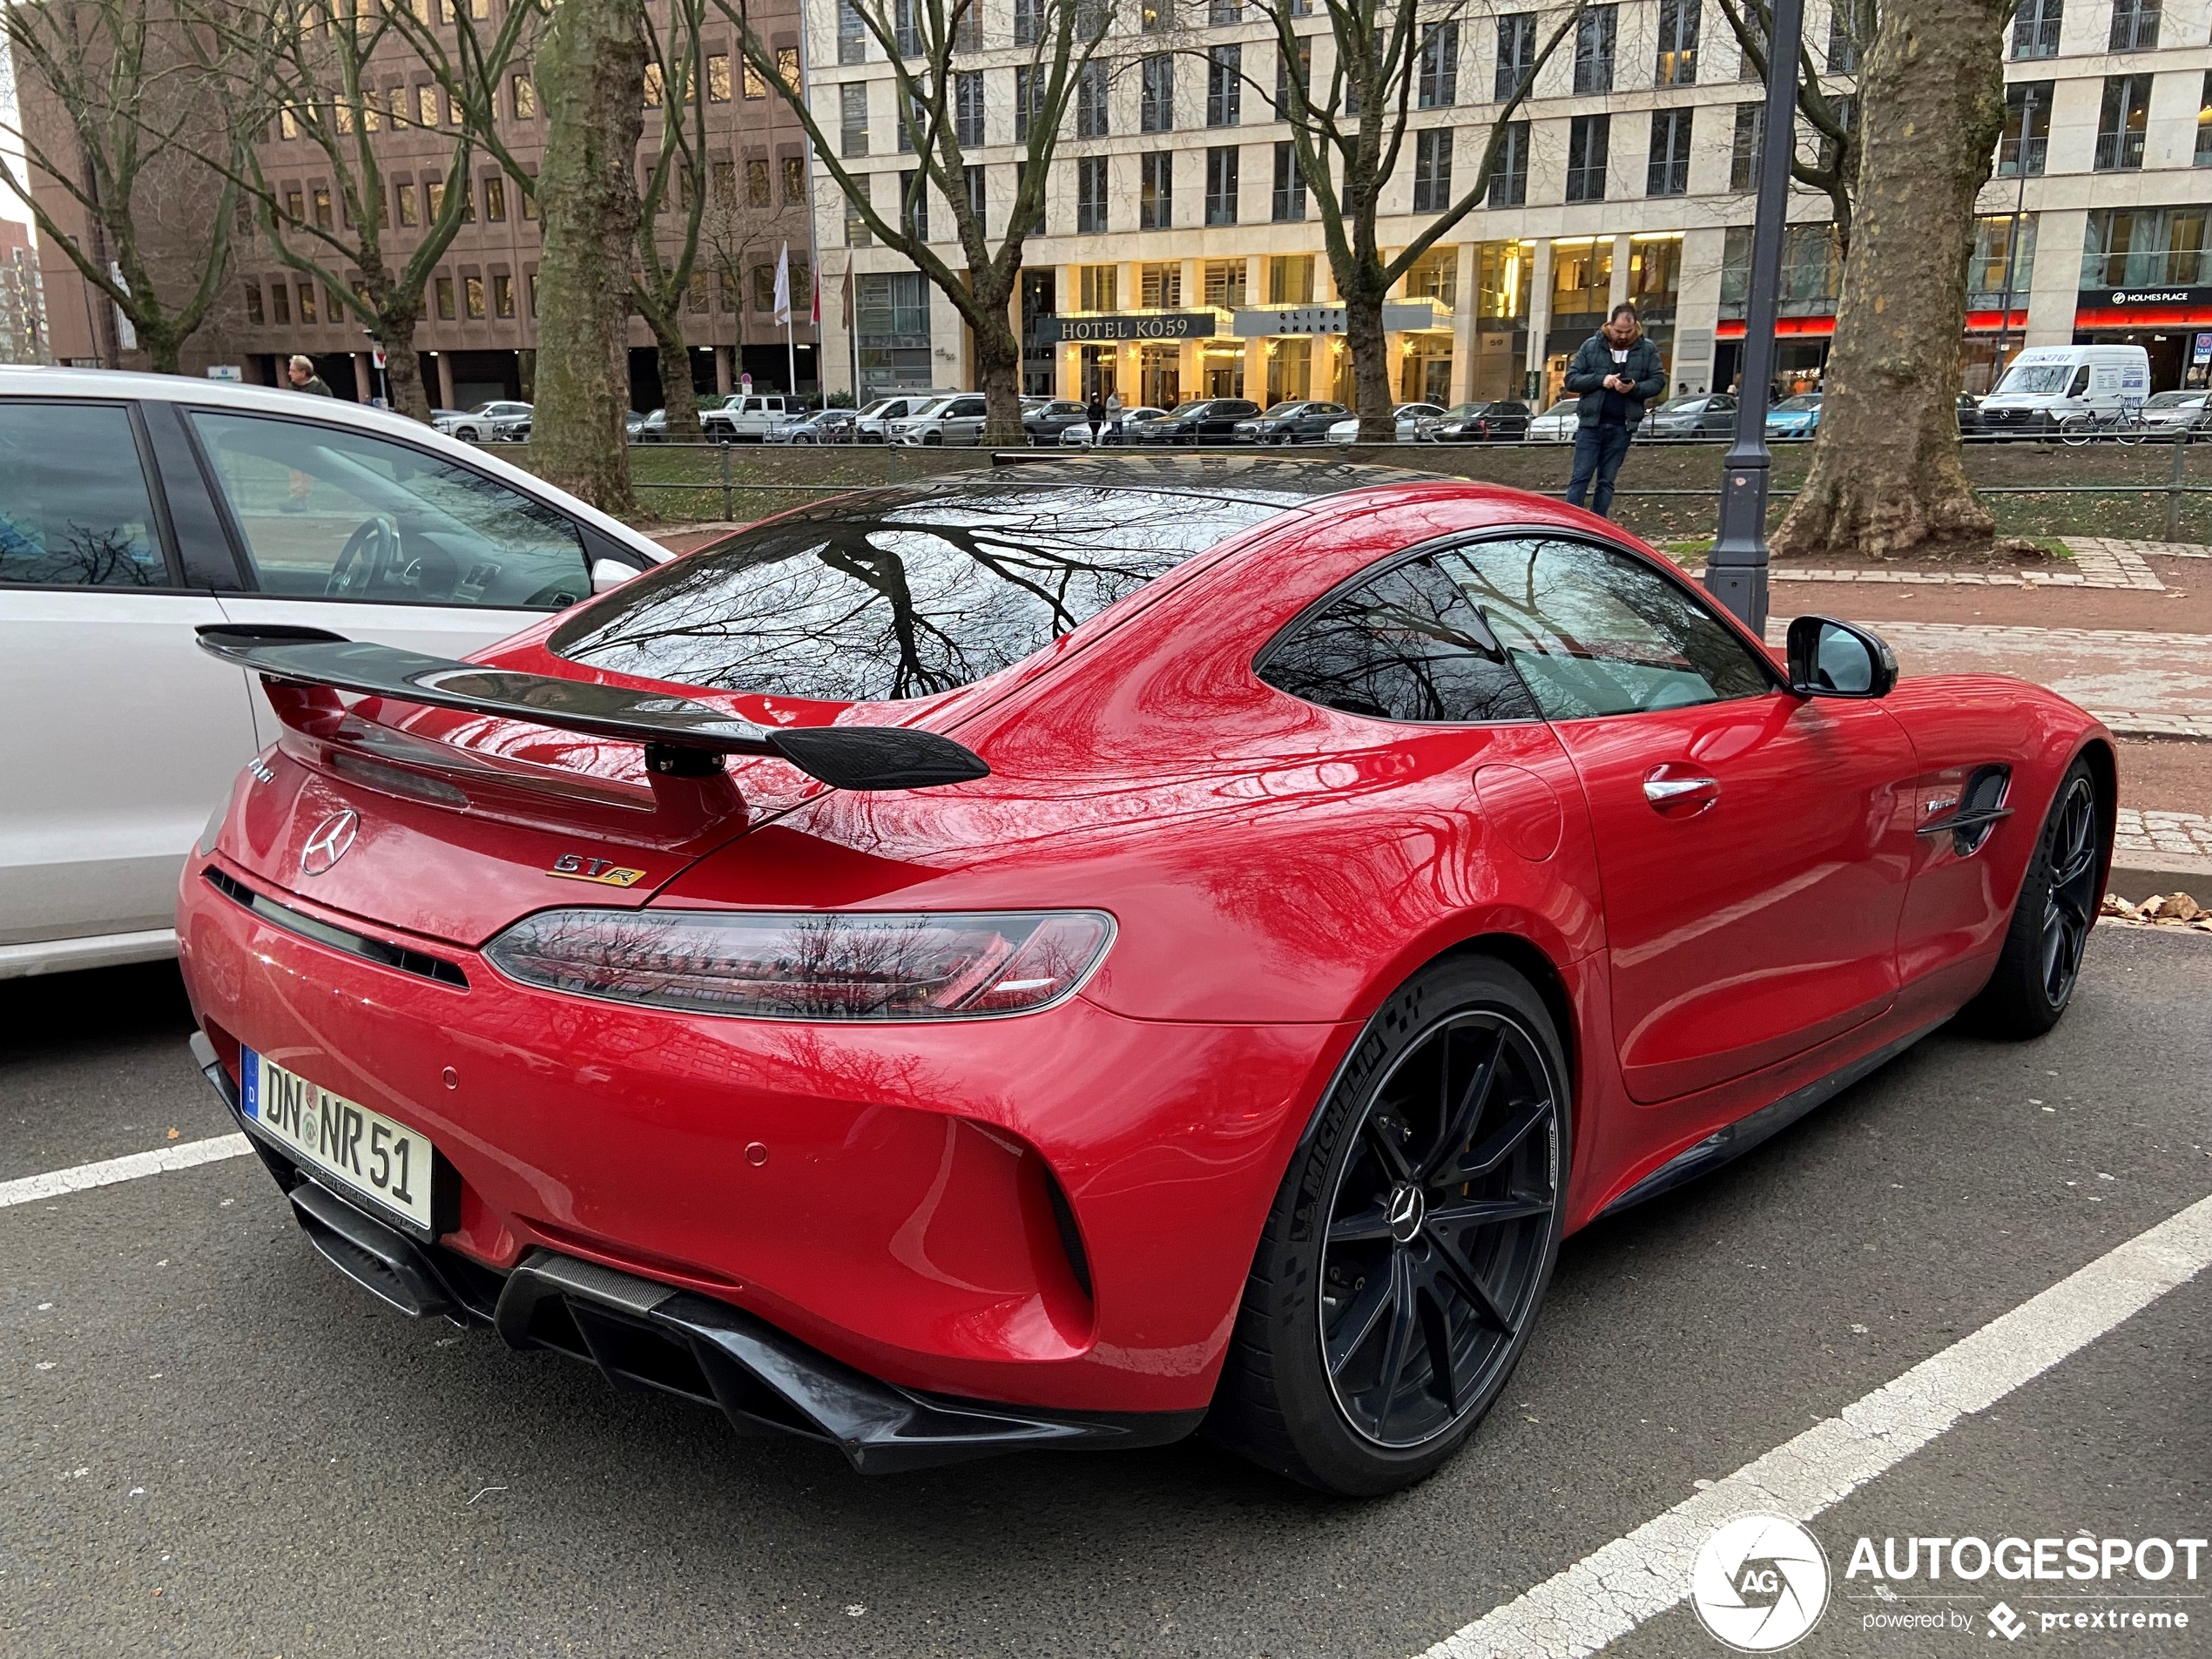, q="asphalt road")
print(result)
[3,930,2208,1659]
